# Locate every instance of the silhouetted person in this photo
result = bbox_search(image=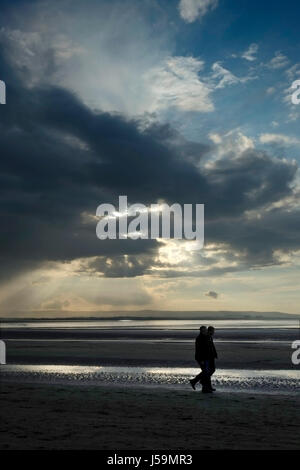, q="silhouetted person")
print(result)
[189,326,212,393]
[207,326,218,391]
